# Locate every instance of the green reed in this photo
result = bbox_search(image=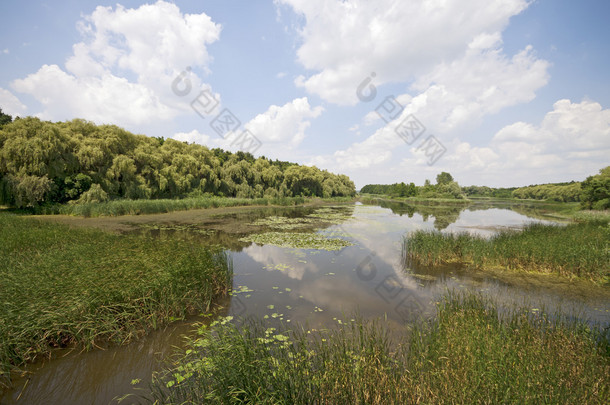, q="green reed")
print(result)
[404,221,609,282]
[0,213,232,388]
[32,196,357,217]
[145,292,609,404]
